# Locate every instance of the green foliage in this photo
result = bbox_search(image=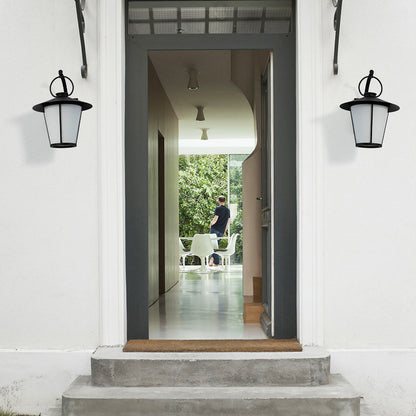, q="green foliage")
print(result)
[0,408,37,416]
[230,209,243,263]
[229,155,246,210]
[179,154,228,240]
[179,154,247,265]
[229,155,248,263]
[0,408,15,416]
